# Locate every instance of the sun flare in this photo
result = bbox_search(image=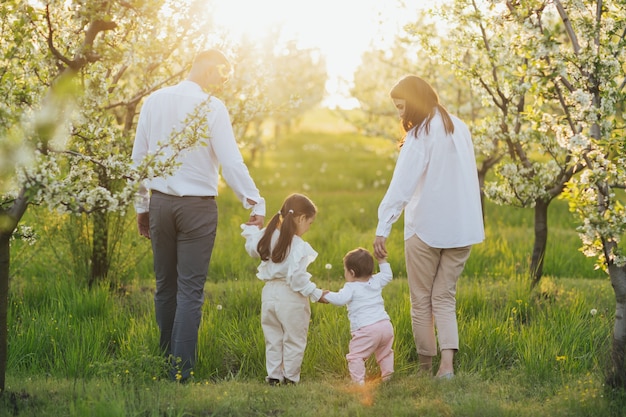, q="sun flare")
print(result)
[210,0,435,107]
